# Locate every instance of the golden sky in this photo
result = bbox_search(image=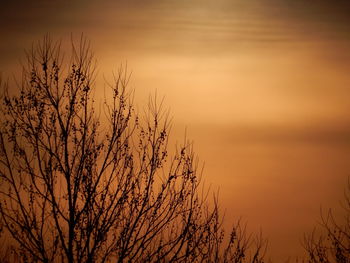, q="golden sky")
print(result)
[1,0,350,261]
